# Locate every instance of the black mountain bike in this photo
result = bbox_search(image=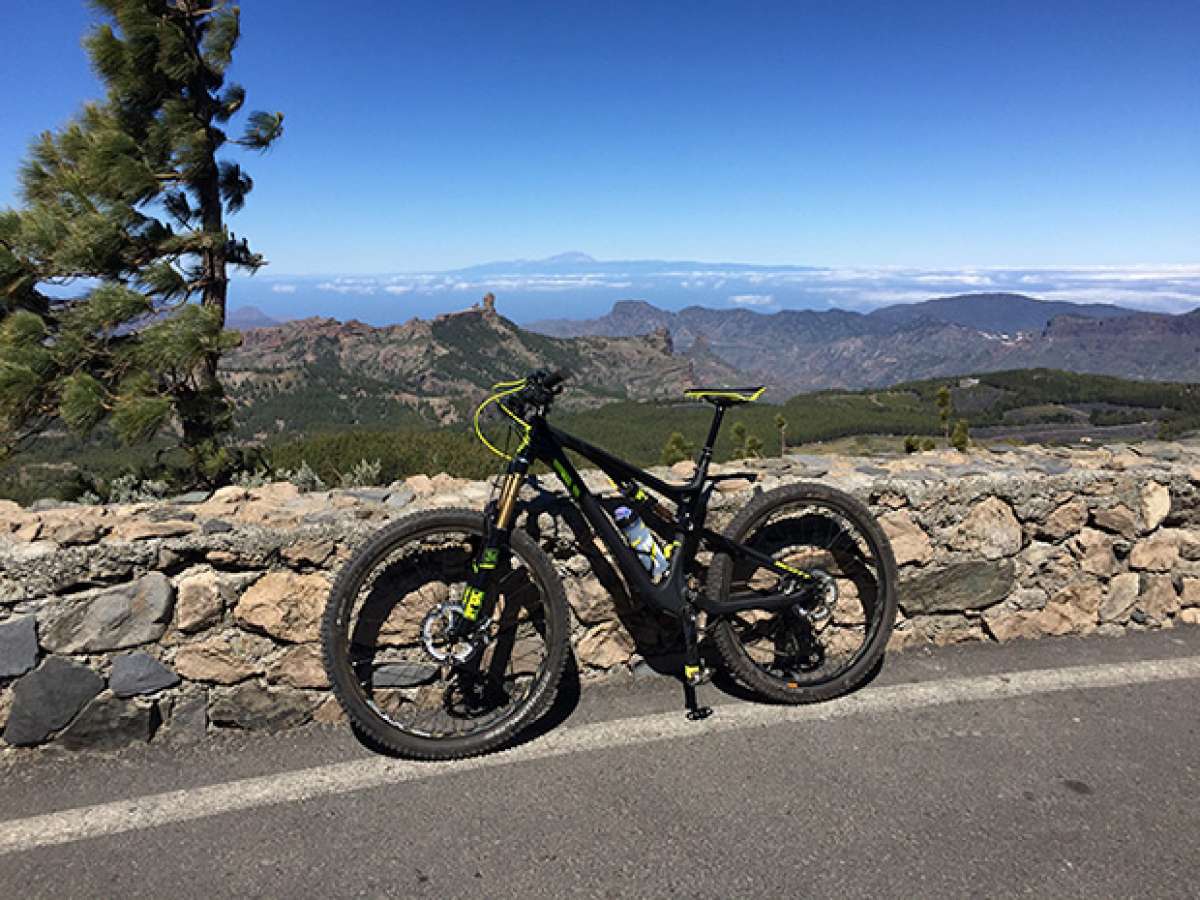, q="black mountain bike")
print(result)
[321,370,898,759]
